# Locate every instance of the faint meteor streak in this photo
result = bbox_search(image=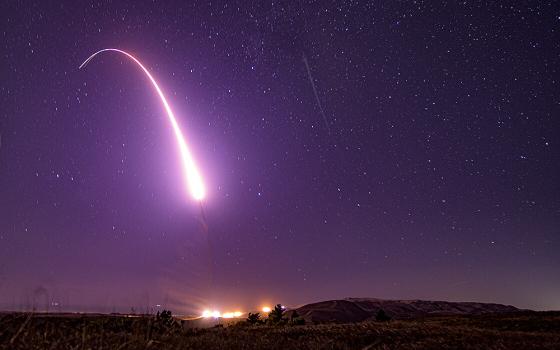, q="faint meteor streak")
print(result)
[302,53,331,134]
[79,48,205,201]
